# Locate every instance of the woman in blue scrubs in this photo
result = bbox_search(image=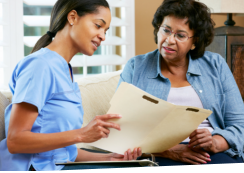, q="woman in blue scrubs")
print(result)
[0,0,141,171]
